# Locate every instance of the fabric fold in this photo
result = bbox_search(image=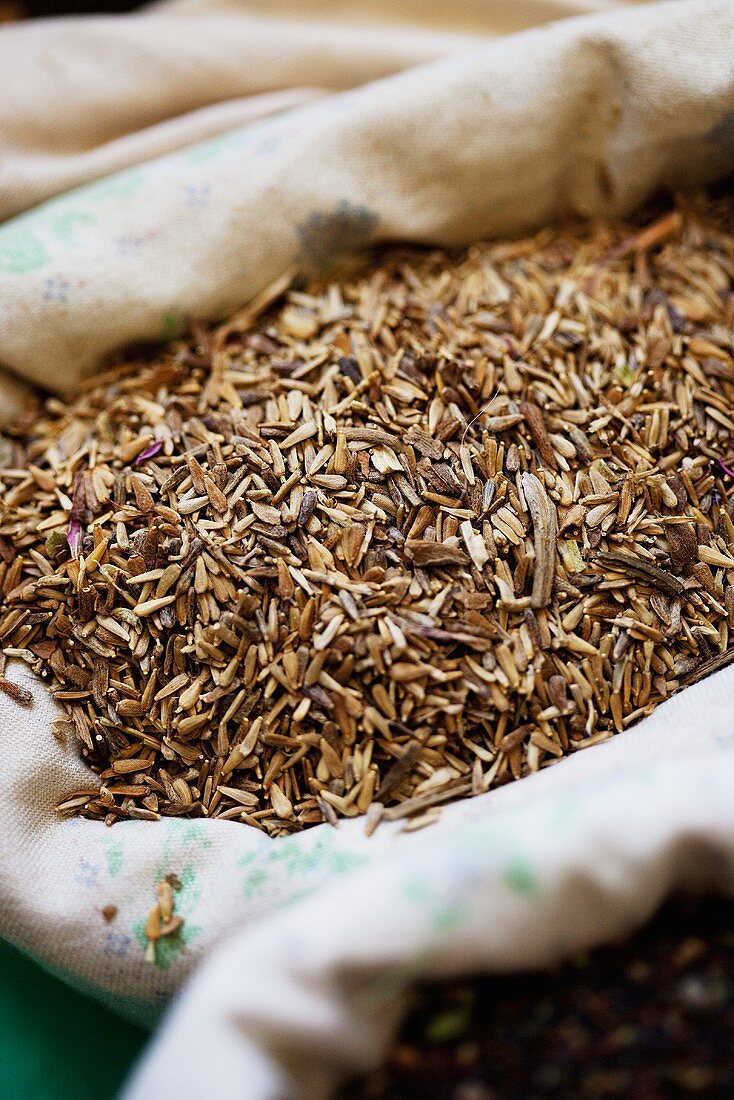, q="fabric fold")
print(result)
[0,0,732,395]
